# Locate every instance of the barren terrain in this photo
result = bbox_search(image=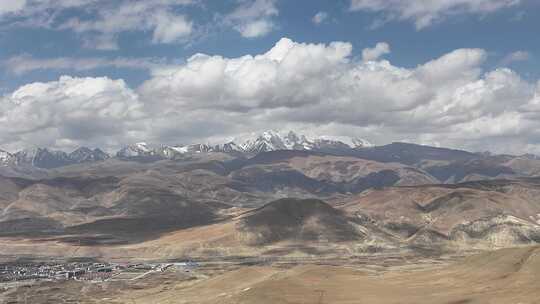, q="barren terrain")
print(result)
[2,246,539,303]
